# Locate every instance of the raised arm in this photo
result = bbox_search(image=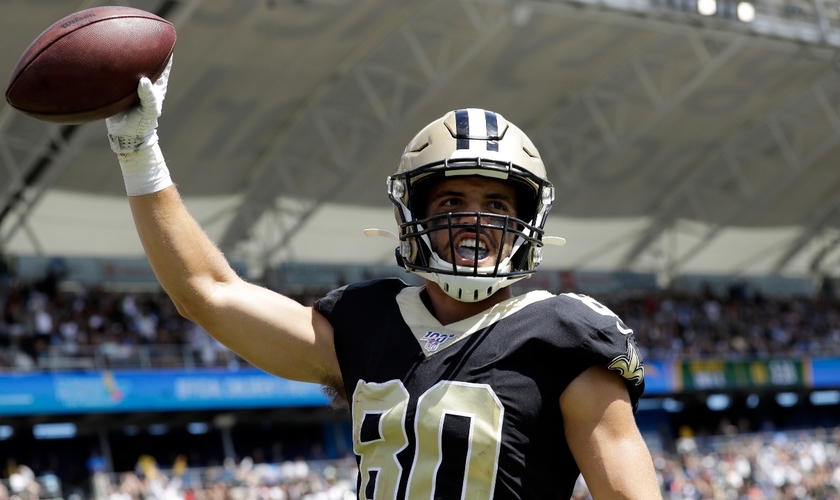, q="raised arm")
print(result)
[105,59,341,389]
[560,366,662,500]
